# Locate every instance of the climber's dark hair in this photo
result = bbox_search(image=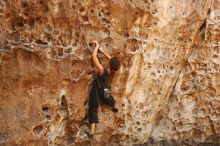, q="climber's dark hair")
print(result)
[109,57,120,71]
